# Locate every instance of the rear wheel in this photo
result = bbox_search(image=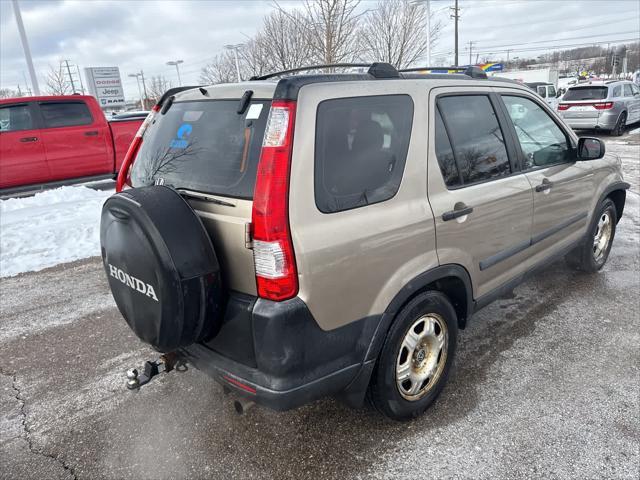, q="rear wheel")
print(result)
[612,112,627,136]
[566,198,617,272]
[368,291,457,421]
